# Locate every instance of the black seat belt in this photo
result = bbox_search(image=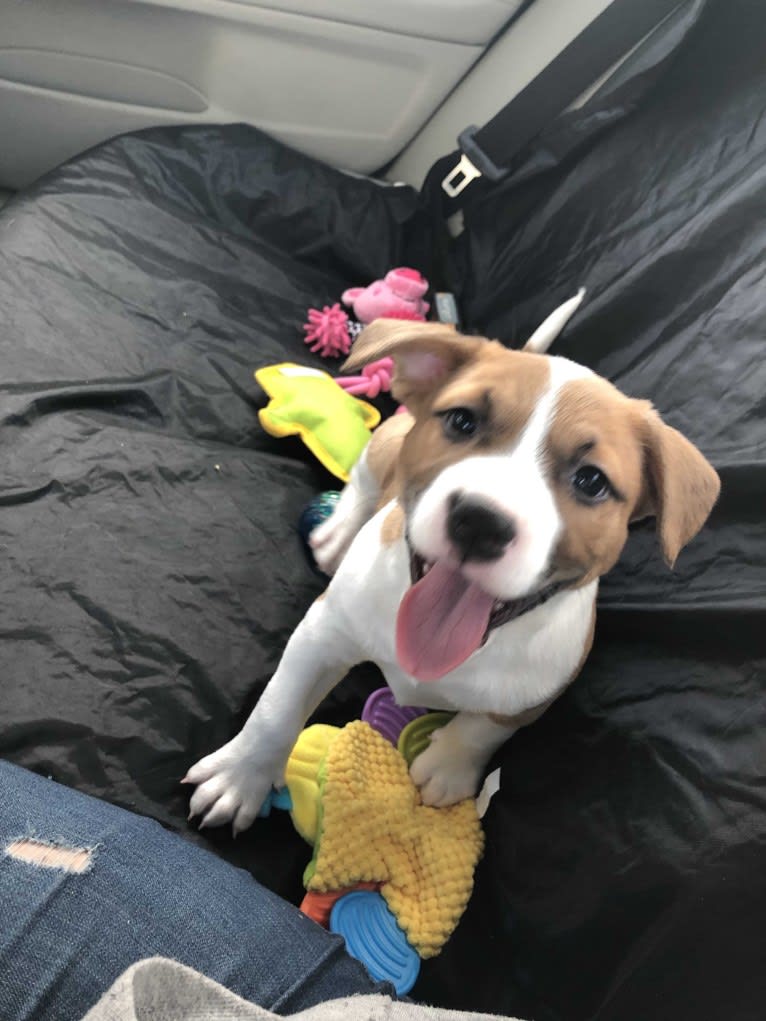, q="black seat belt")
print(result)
[441,0,690,199]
